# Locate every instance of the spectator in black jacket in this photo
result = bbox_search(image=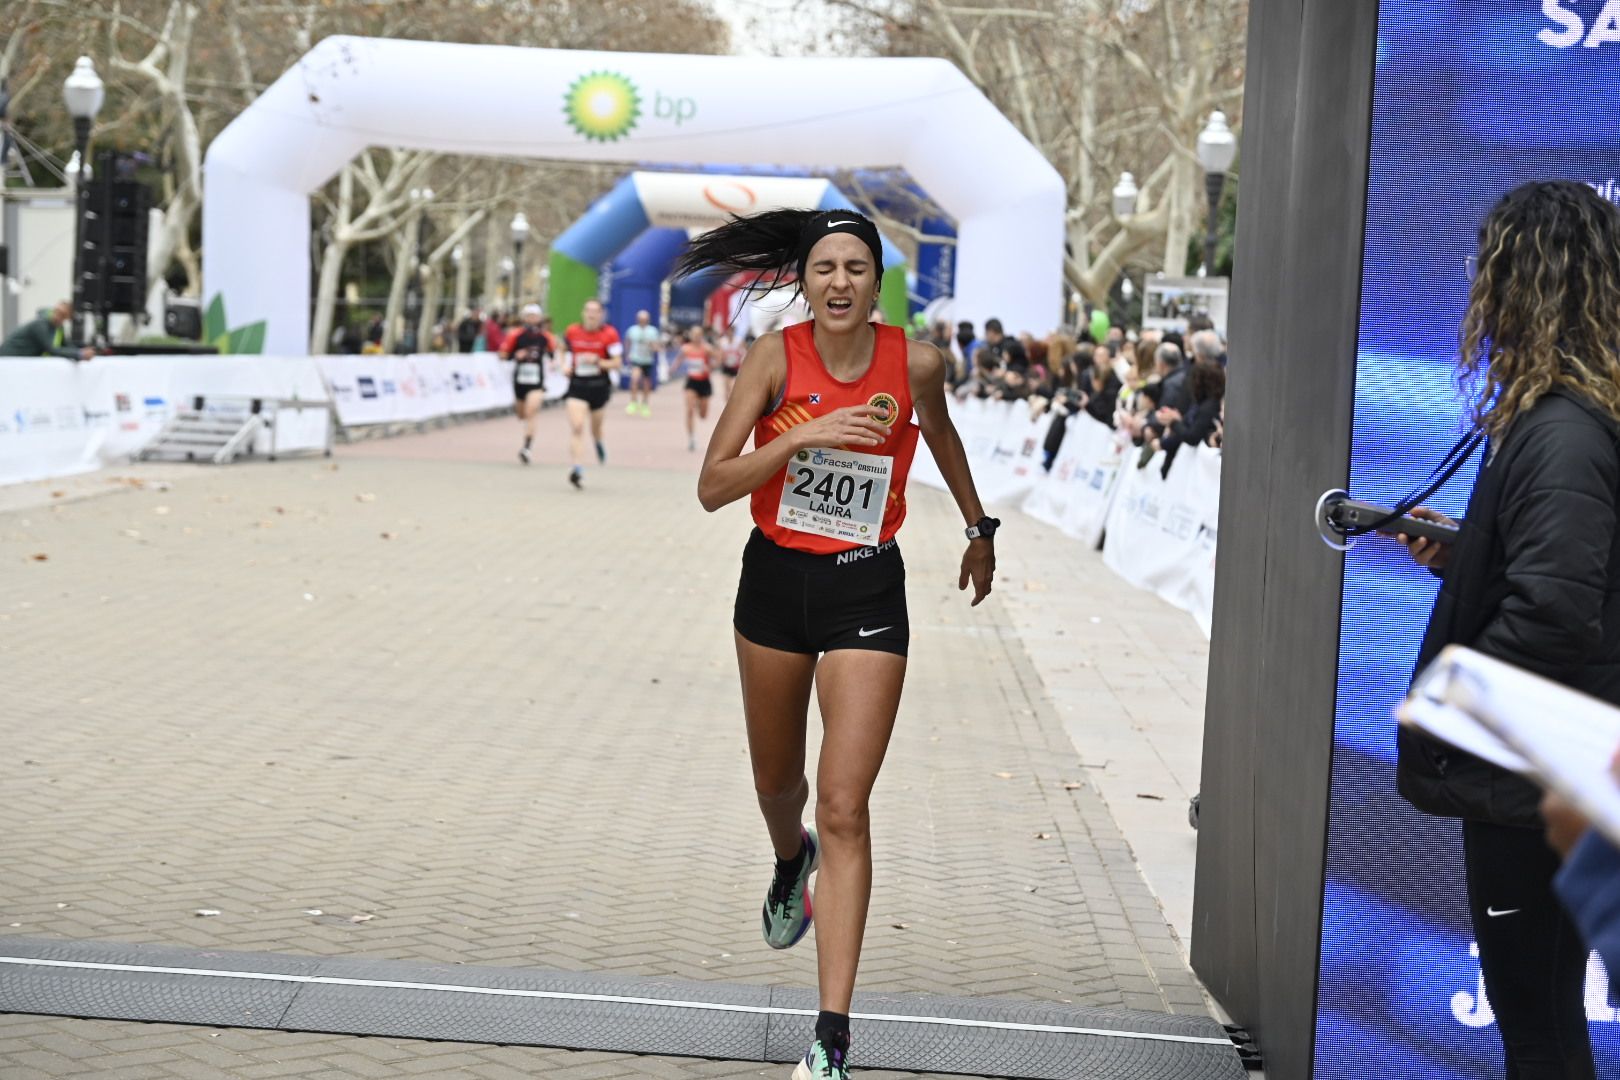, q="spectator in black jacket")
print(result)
[1397,180,1620,1080]
[1154,361,1222,474]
